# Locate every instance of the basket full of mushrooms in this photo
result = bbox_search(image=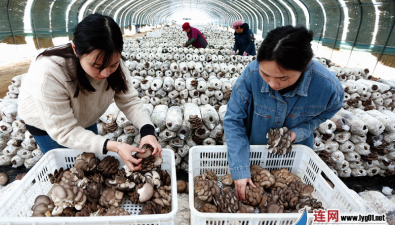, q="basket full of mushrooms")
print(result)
[188,145,366,224]
[0,147,177,224]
